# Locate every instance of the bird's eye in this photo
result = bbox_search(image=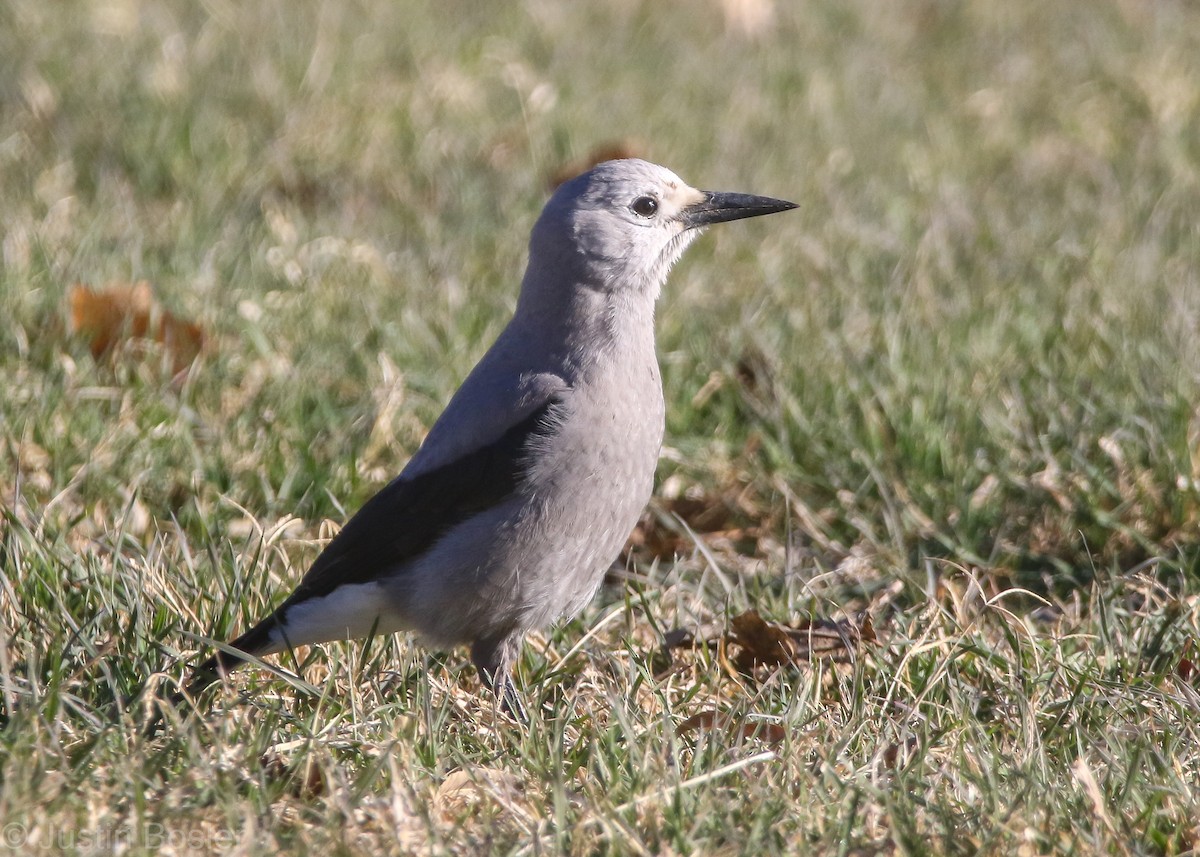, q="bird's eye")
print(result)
[631,196,659,218]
